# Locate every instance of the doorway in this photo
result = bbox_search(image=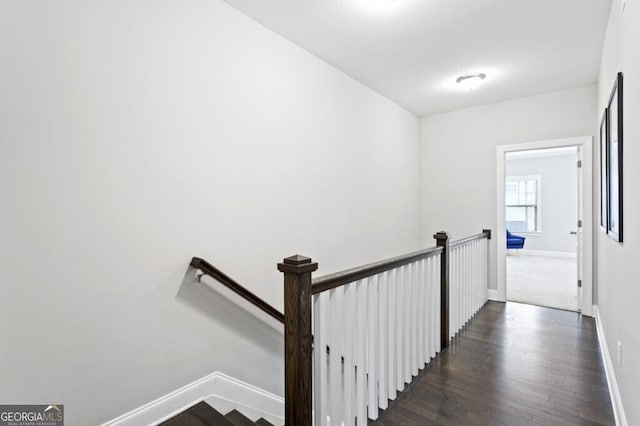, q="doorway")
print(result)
[504,147,579,311]
[496,137,593,316]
